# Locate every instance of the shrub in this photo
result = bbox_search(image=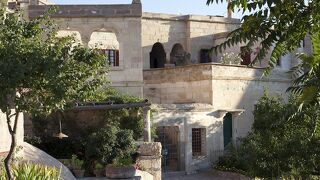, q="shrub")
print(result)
[70,154,84,170]
[85,124,135,165]
[0,163,60,180]
[215,94,320,178]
